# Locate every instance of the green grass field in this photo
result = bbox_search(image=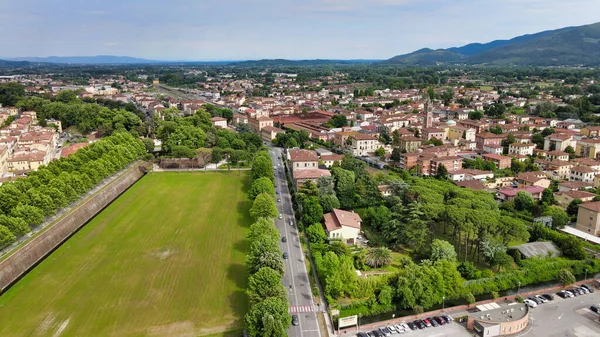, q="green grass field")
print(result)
[0,172,252,337]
